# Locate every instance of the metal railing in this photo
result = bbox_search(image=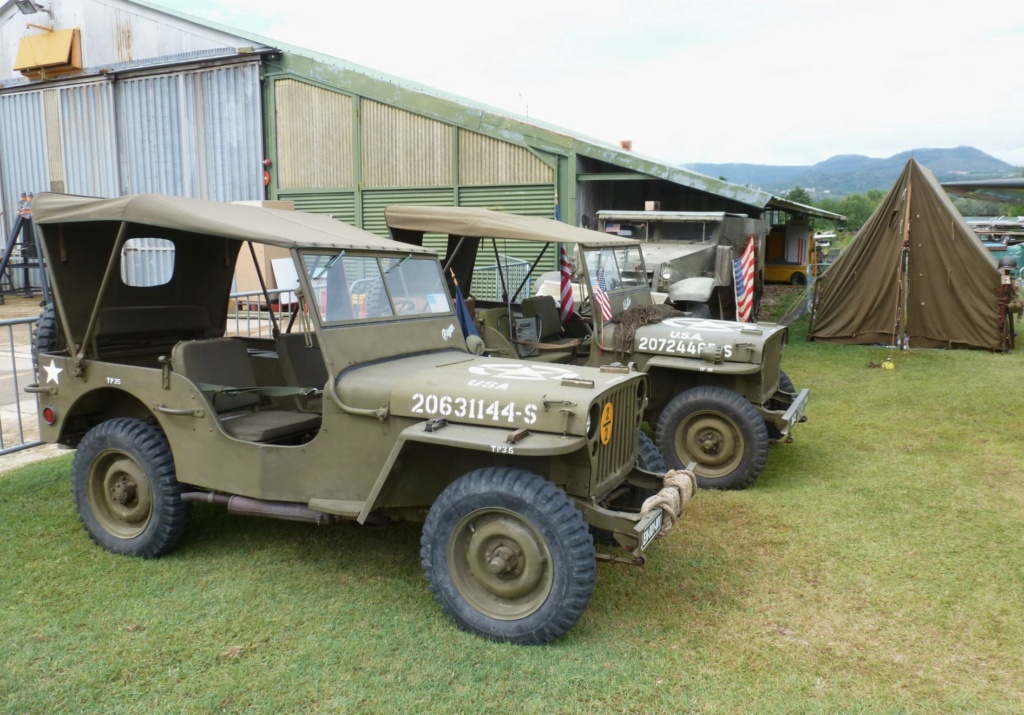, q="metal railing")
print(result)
[227,288,299,337]
[0,290,296,458]
[0,316,41,456]
[471,255,532,302]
